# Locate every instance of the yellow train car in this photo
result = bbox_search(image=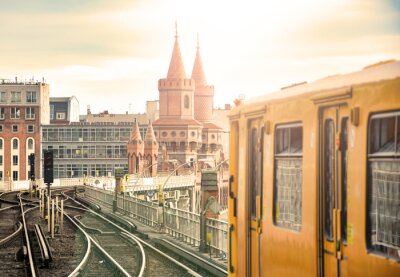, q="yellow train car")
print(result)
[228,60,400,277]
